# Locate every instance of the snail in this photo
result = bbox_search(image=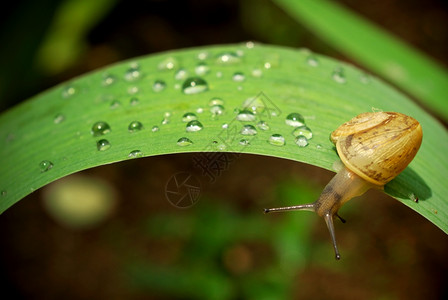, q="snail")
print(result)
[264,112,422,260]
